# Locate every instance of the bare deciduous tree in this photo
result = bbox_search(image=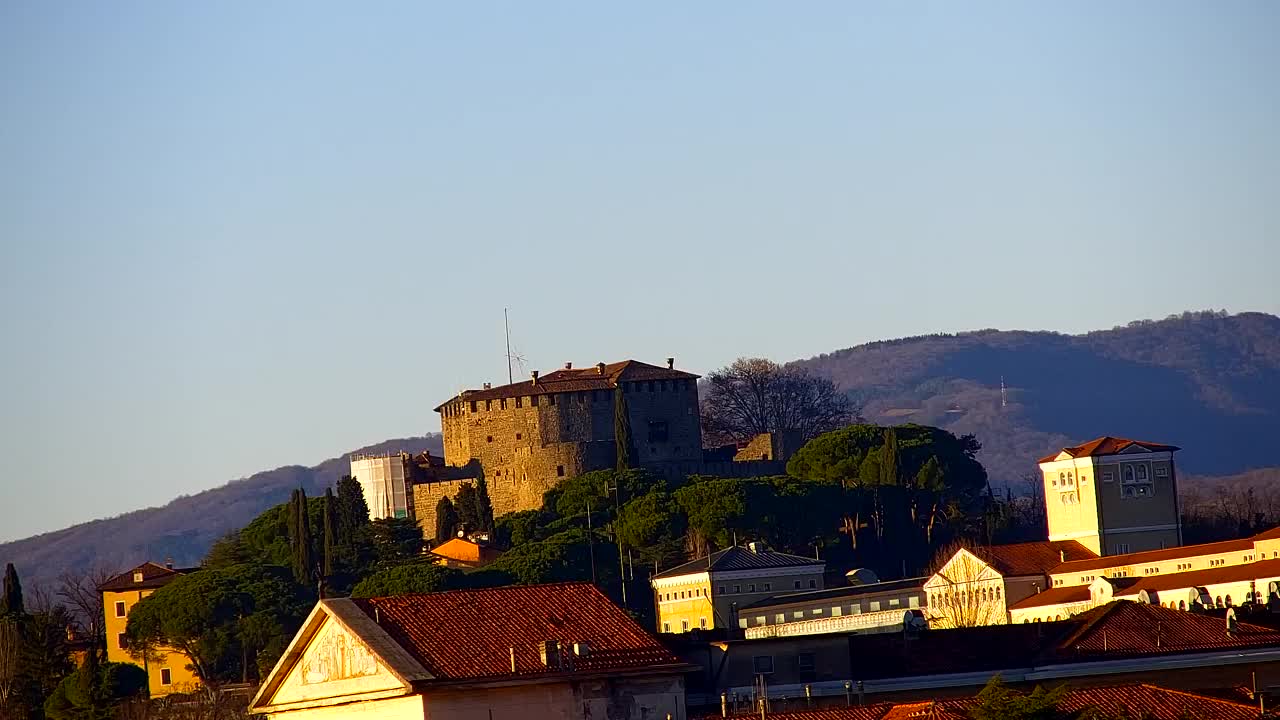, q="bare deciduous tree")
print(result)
[0,618,20,713]
[58,566,117,646]
[701,358,857,446]
[924,541,1007,628]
